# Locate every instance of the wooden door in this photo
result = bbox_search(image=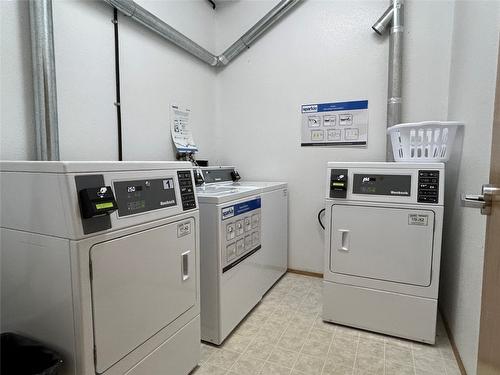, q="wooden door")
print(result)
[477,44,500,375]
